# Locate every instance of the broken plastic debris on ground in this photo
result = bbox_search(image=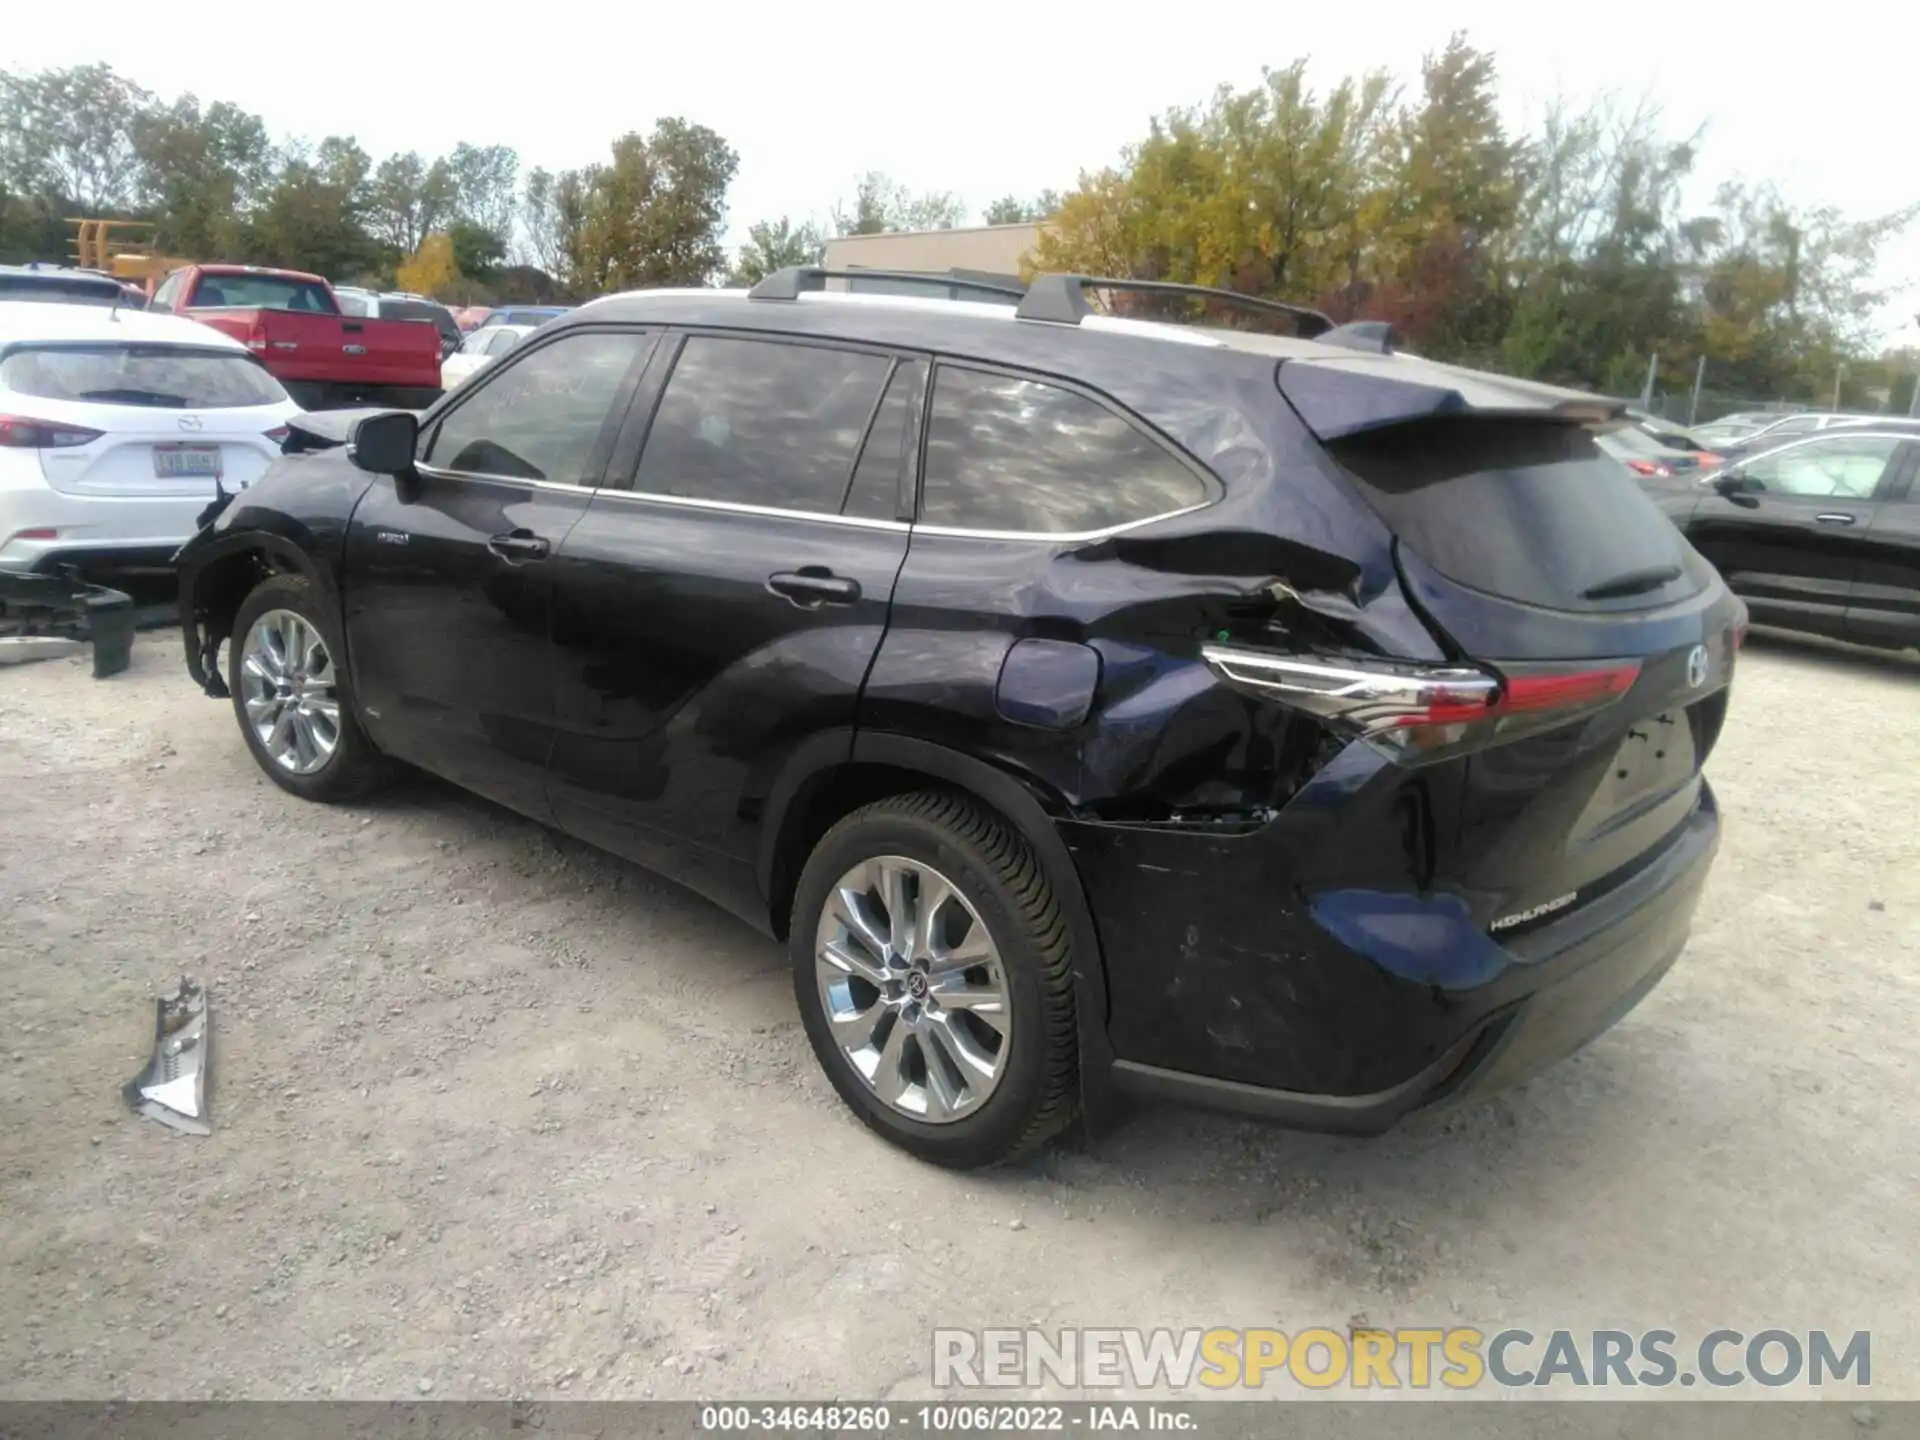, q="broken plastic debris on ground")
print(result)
[122,977,211,1135]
